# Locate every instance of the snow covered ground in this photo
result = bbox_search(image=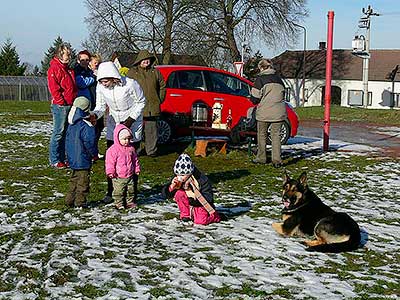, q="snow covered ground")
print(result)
[0,121,399,299]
